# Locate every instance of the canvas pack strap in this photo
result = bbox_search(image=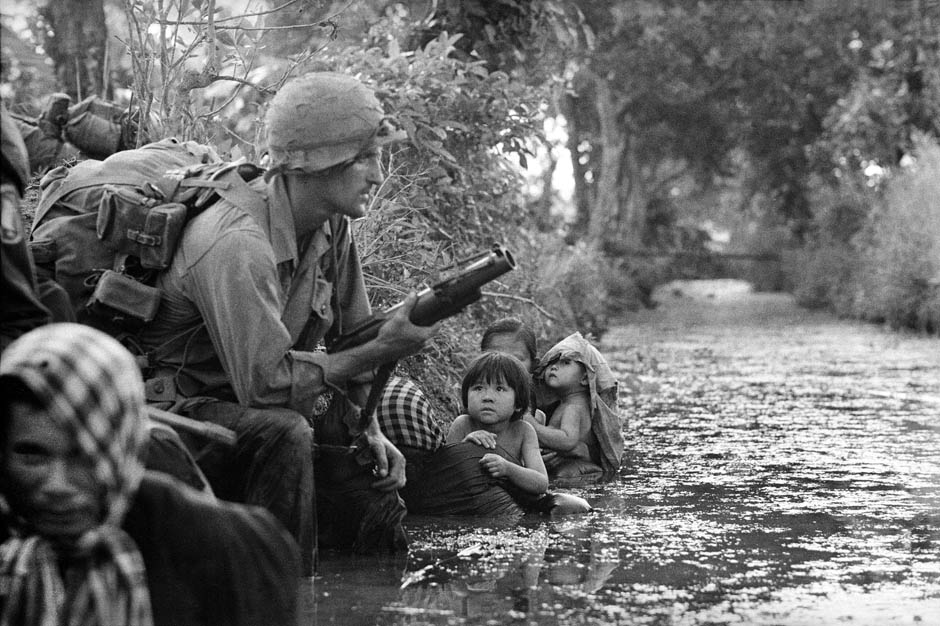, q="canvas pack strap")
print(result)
[33,169,131,225]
